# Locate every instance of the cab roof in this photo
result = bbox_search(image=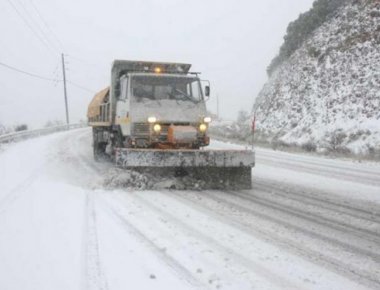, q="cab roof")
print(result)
[112,60,191,75]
